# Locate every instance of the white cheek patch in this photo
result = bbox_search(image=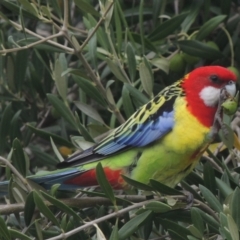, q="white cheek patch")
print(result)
[225,83,236,97]
[199,86,221,107]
